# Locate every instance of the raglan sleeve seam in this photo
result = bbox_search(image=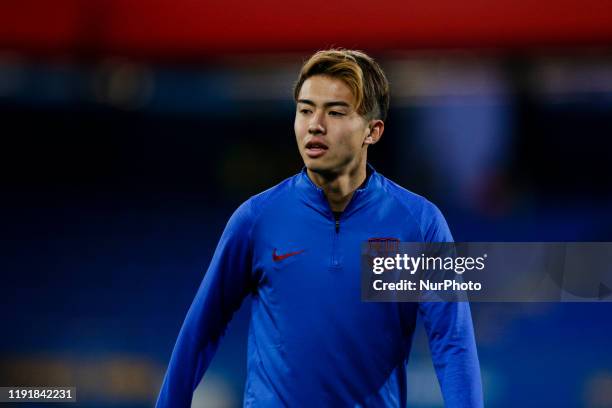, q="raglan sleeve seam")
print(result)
[384,183,427,242]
